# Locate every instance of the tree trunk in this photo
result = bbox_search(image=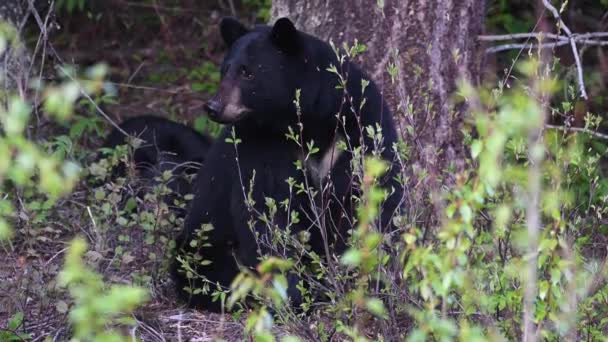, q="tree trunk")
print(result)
[0,0,30,100]
[272,0,485,223]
